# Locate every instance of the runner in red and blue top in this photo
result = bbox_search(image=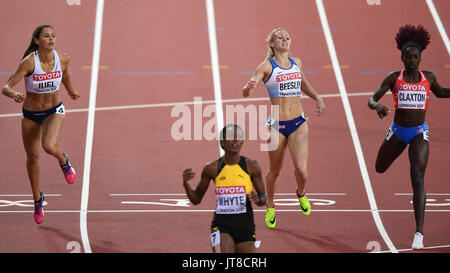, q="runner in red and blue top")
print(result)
[2,25,80,224]
[368,24,450,250]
